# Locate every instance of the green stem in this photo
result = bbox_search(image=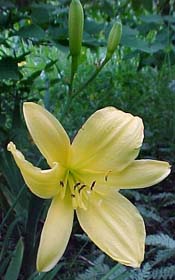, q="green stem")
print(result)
[60,57,110,120]
[73,57,109,96]
[69,55,78,96]
[61,56,110,120]
[59,55,79,122]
